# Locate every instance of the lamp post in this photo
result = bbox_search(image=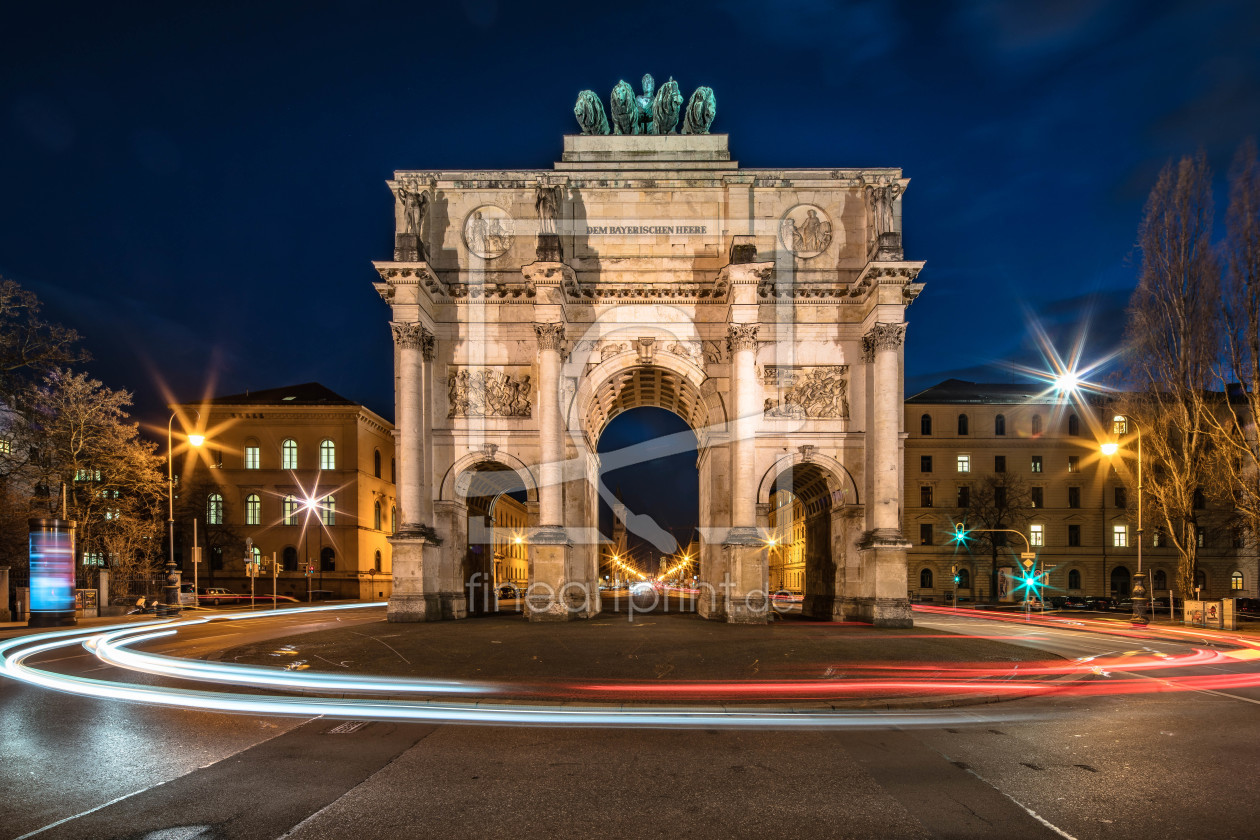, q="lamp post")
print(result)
[165,411,204,616]
[1101,414,1147,626]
